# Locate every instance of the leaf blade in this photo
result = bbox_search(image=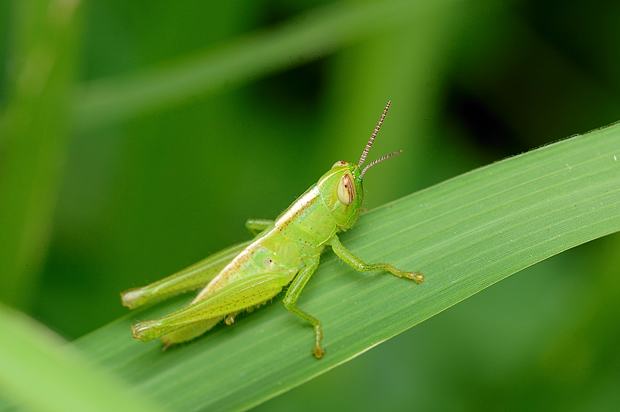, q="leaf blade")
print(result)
[72,0,448,130]
[76,123,620,411]
[0,304,166,412]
